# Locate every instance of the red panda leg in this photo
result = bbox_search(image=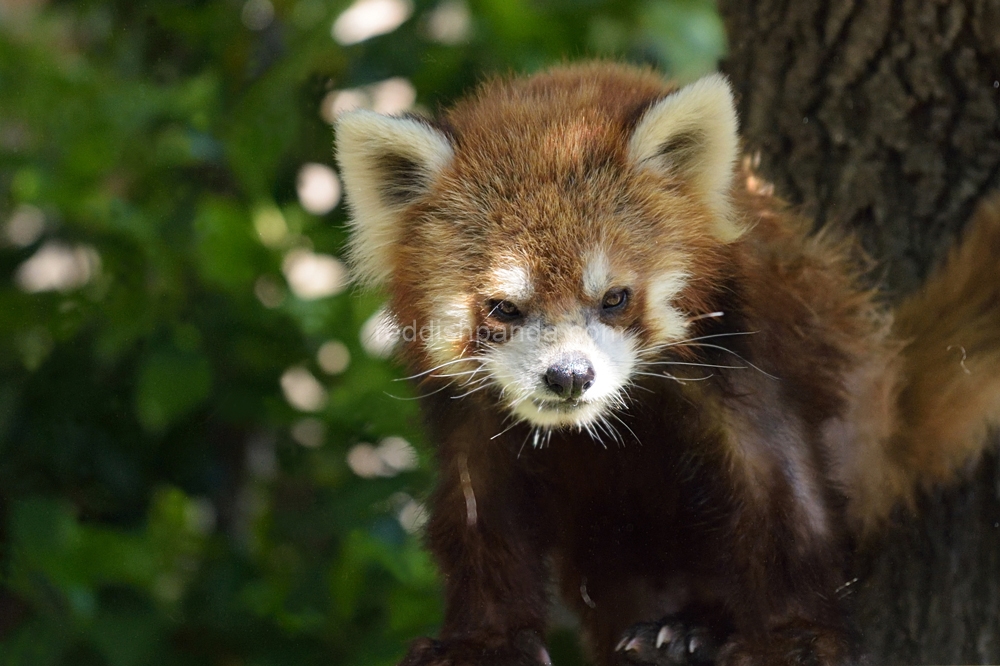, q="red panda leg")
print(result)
[399,431,553,666]
[612,412,857,666]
